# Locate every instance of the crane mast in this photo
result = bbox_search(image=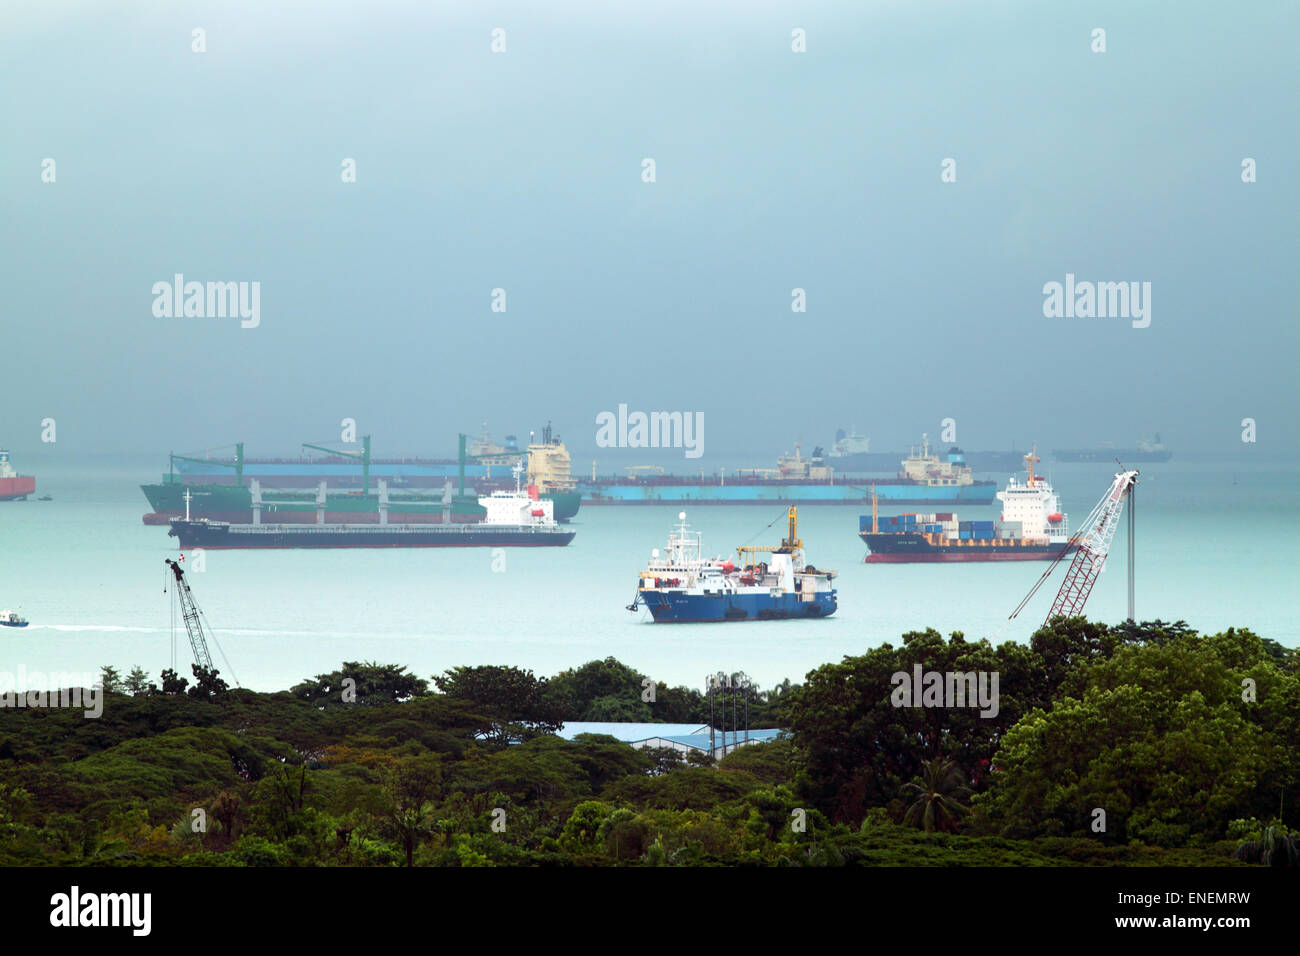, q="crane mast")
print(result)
[164,558,215,672]
[1009,468,1139,625]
